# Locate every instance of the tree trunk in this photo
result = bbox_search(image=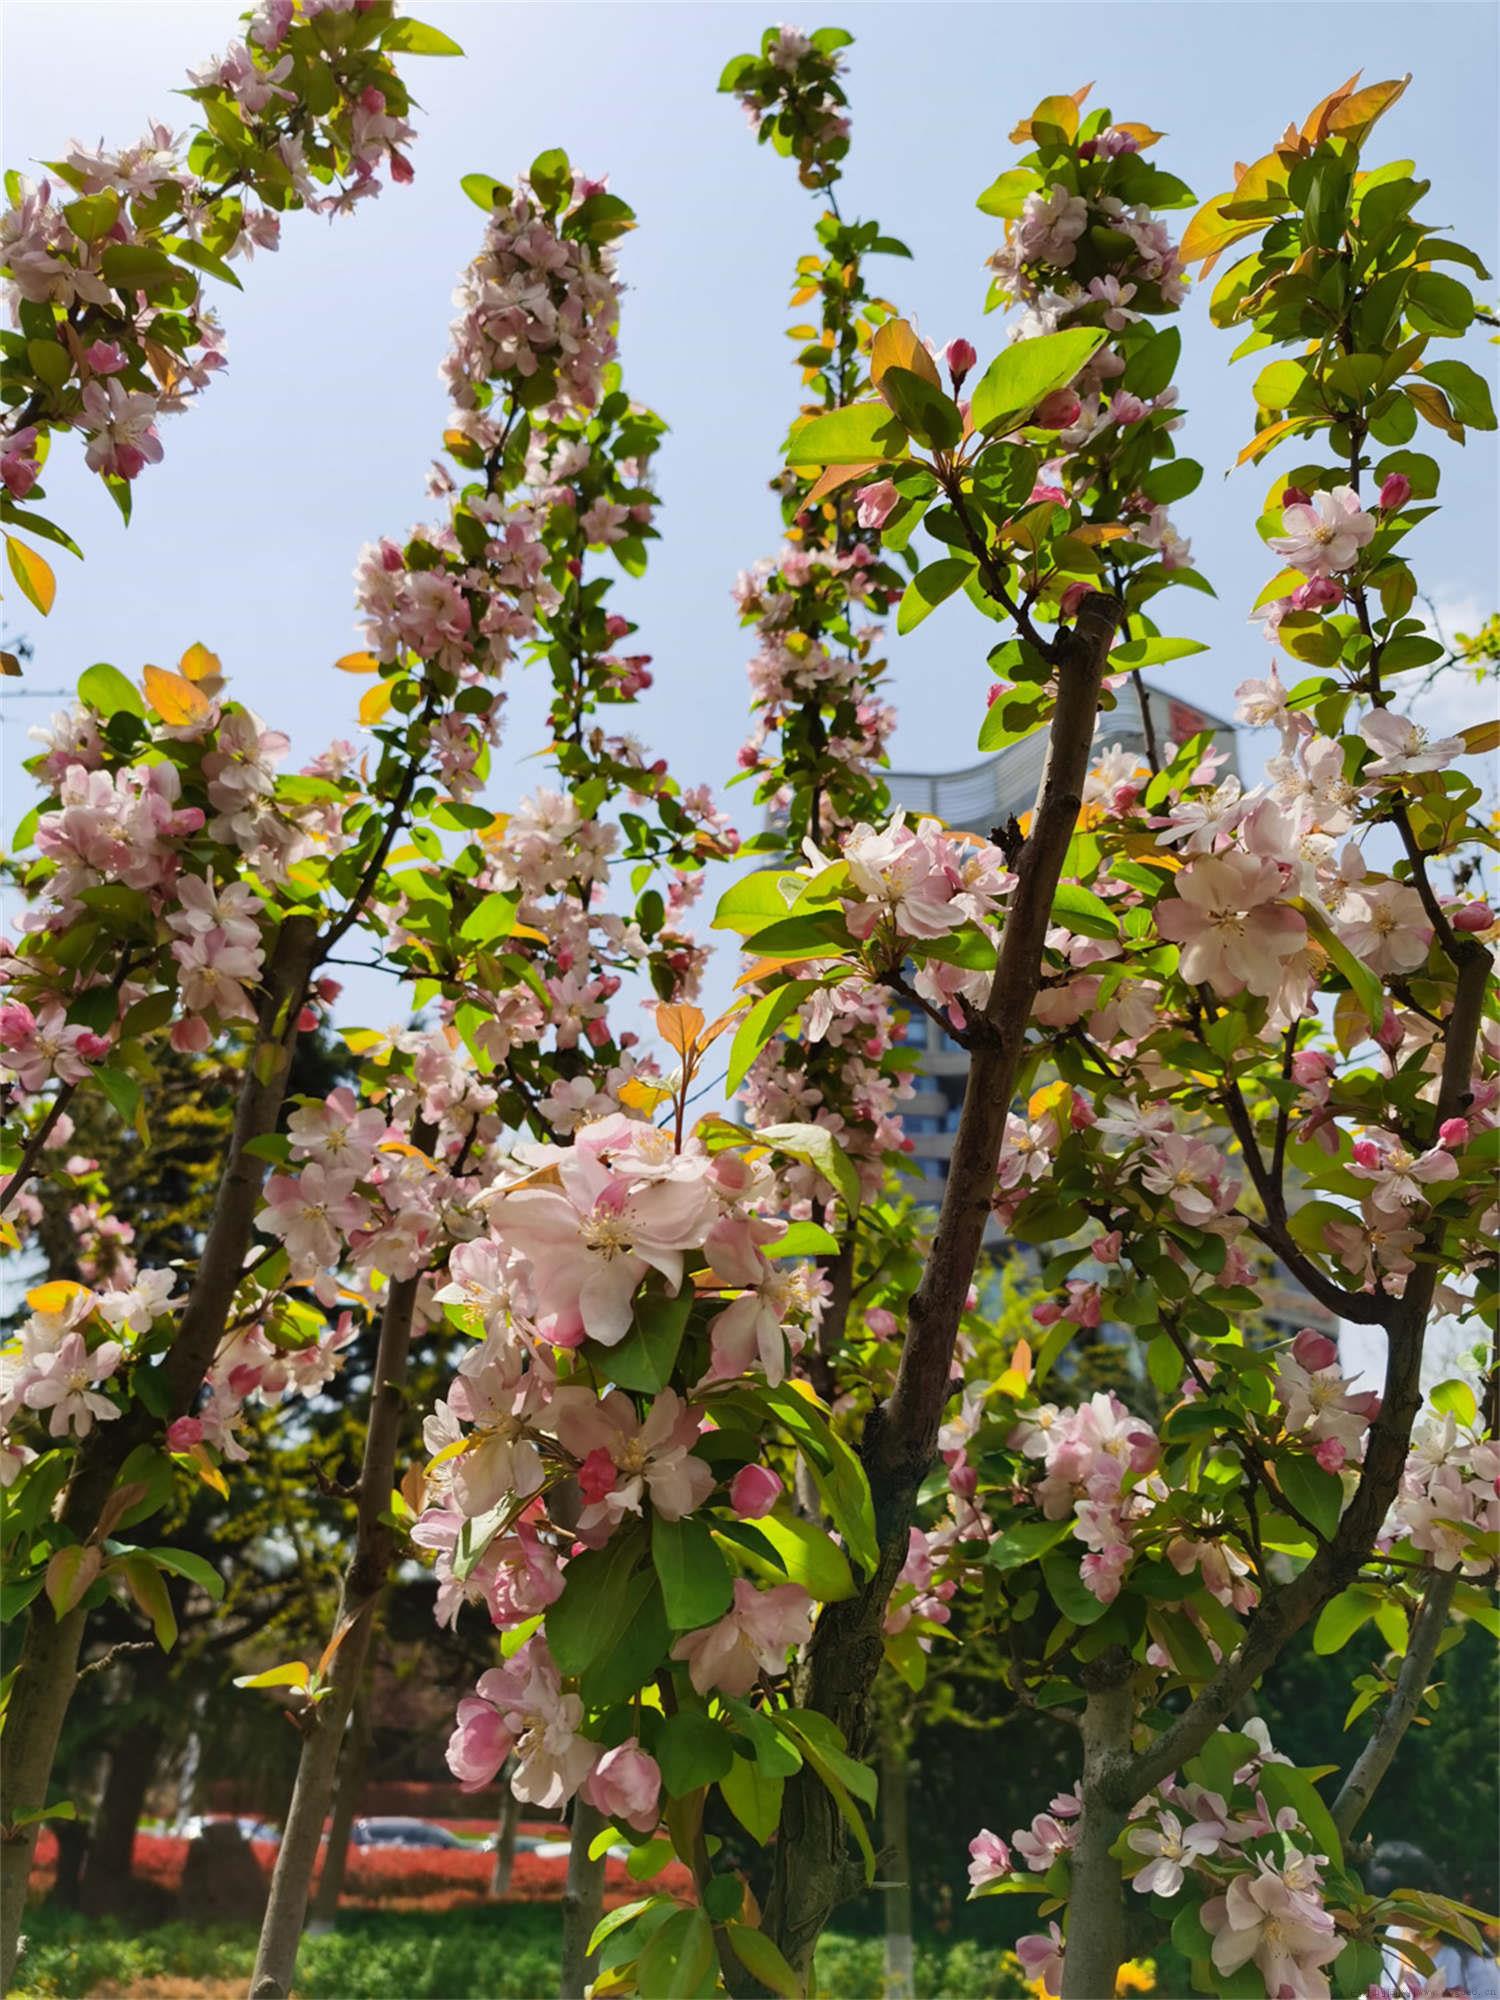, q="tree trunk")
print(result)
[0,916,318,1996]
[79,1710,166,1916]
[307,1651,375,1927]
[1060,1674,1134,2000]
[881,1728,914,2000]
[250,1167,430,2000]
[558,1799,606,2000]
[761,596,1123,1977]
[488,1778,520,1899]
